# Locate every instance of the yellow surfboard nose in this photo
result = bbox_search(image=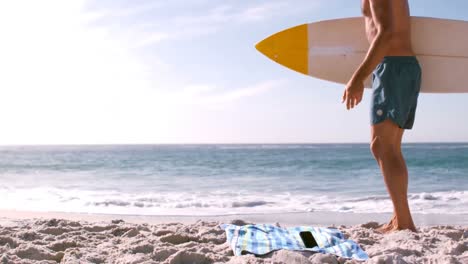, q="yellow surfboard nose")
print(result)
[255,24,309,75]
